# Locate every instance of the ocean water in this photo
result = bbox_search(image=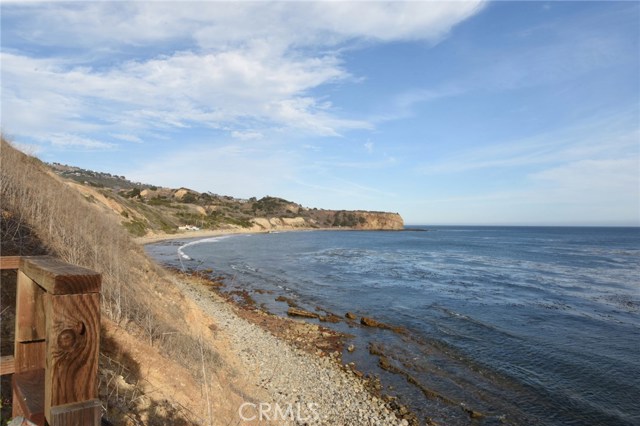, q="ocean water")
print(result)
[146,227,640,425]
